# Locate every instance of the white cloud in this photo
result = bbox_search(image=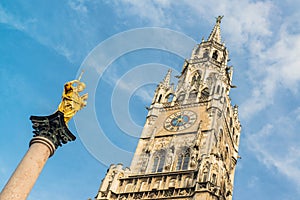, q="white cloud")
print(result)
[134,87,154,103]
[241,11,300,119]
[0,5,26,31]
[116,0,274,50]
[114,0,172,26]
[247,109,300,188]
[68,0,88,13]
